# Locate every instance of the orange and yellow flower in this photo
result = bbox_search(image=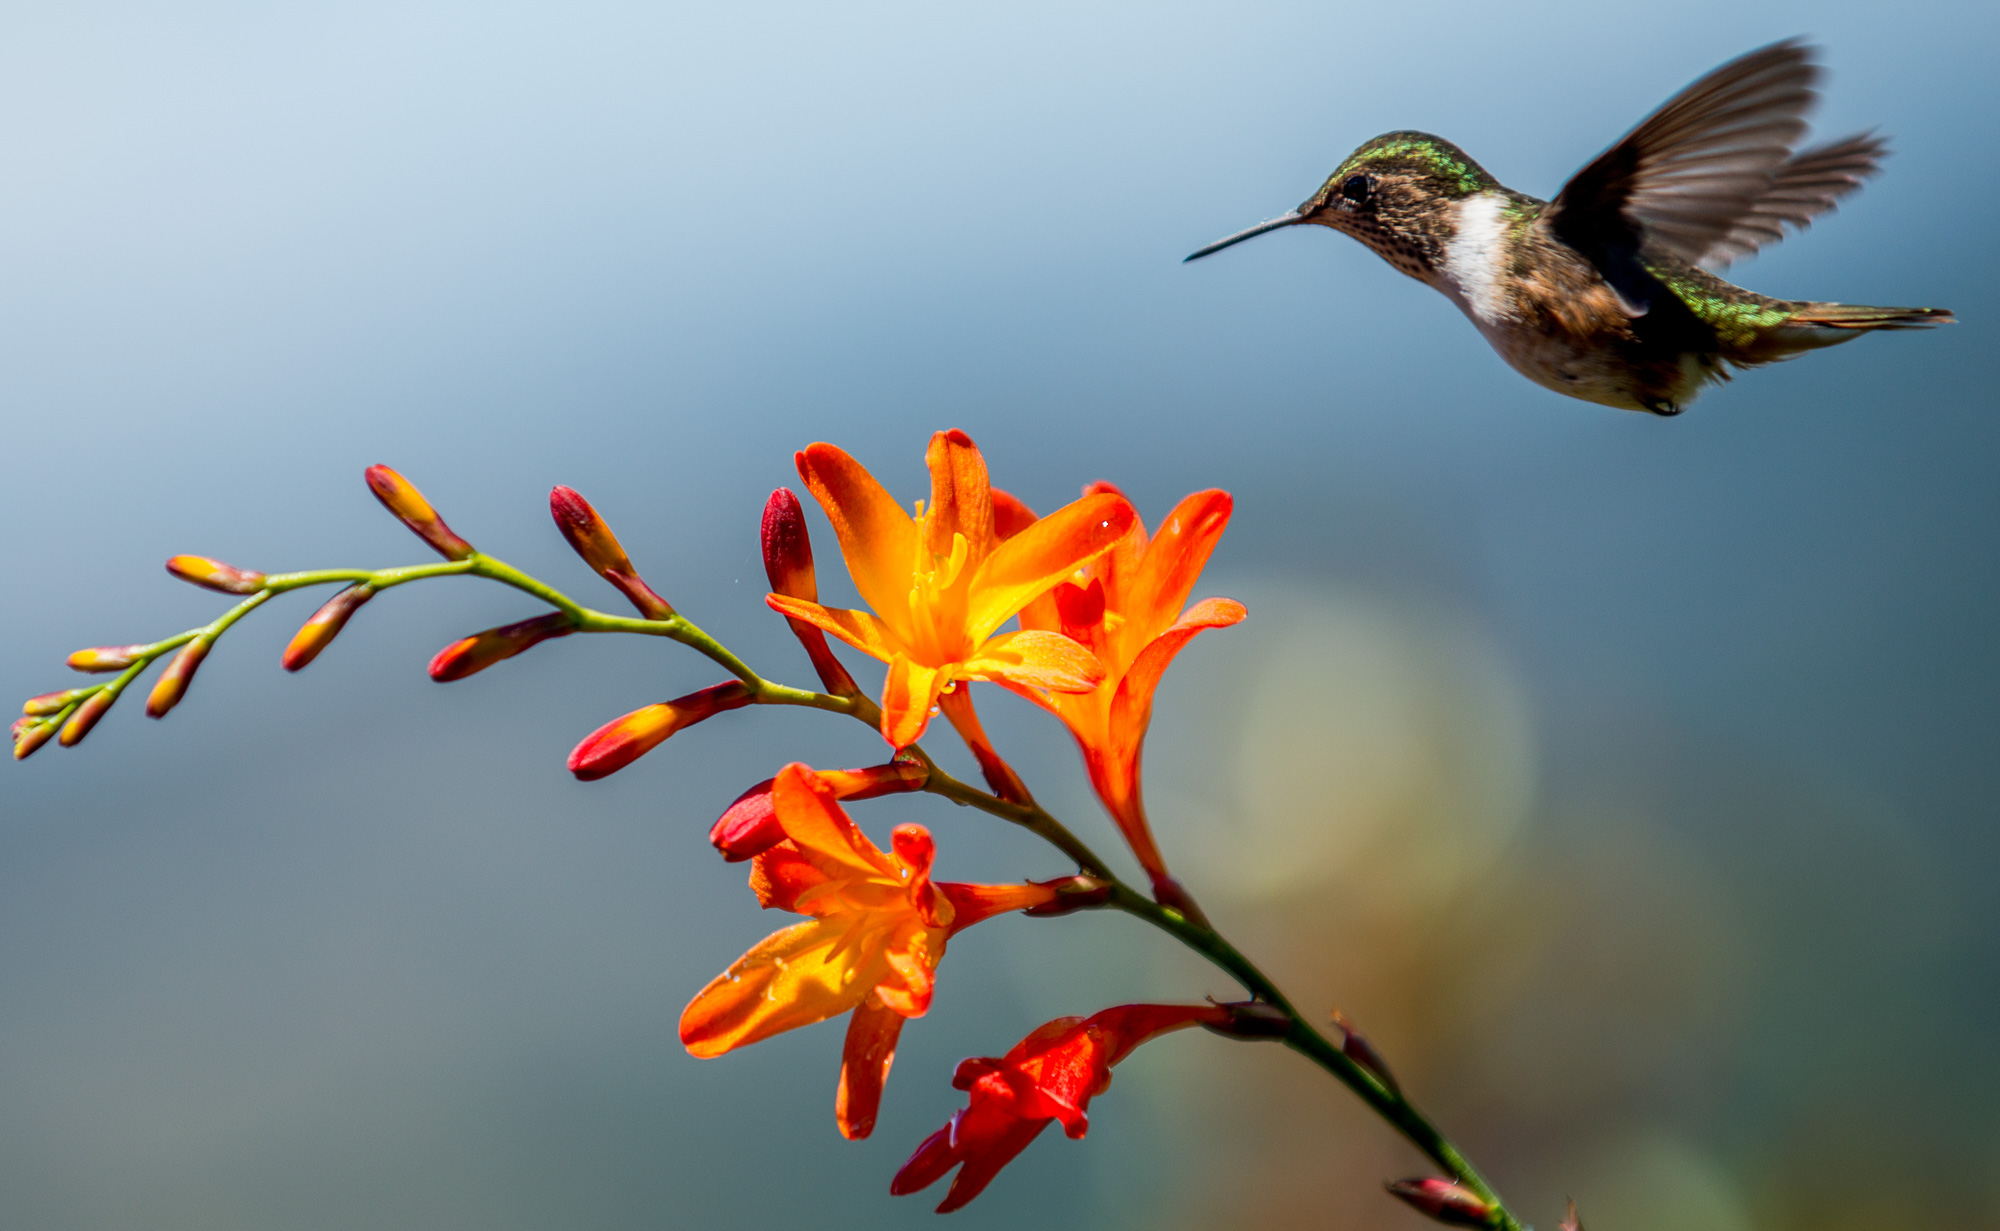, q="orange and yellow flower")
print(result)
[768,430,1136,748]
[1006,485,1244,896]
[681,763,1058,1138]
